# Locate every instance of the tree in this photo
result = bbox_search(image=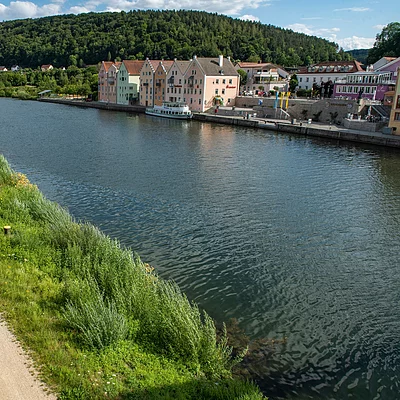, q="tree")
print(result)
[237,69,247,86]
[289,74,298,92]
[367,22,400,64]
